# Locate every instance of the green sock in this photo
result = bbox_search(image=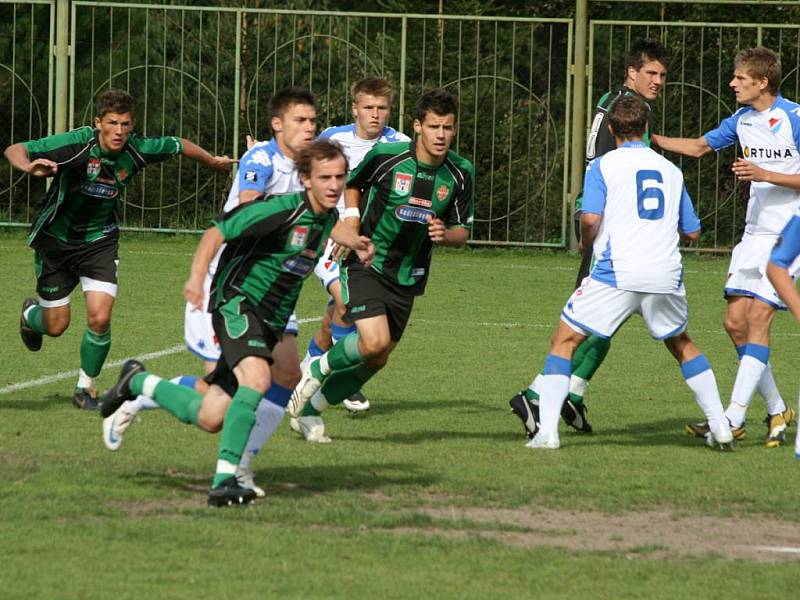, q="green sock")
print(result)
[130,373,202,426]
[213,386,261,488]
[572,335,611,381]
[318,332,363,374]
[301,365,378,417]
[25,304,46,335]
[79,327,111,377]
